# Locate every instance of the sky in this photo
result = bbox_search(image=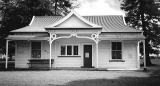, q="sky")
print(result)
[73,0,125,16]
